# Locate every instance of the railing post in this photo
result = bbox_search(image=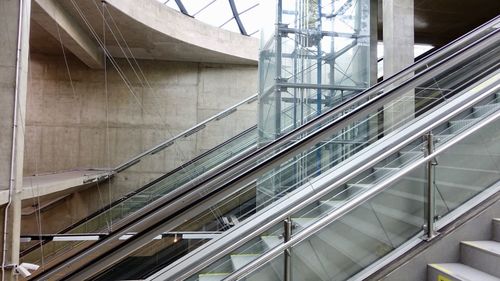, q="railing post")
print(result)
[424,132,439,240]
[283,217,292,281]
